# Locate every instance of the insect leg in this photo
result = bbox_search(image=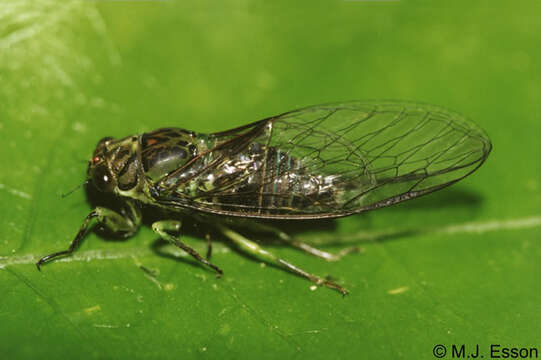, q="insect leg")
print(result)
[152,220,223,276]
[244,222,361,262]
[216,224,349,295]
[36,202,141,270]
